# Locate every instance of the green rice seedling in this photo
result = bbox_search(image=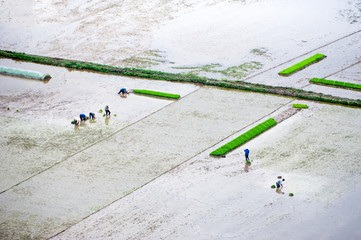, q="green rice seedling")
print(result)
[103,114,106,117]
[16,109,19,112]
[114,114,117,117]
[289,193,294,197]
[7,107,10,110]
[279,54,326,76]
[133,89,180,99]
[99,109,103,113]
[210,118,277,156]
[271,185,276,188]
[293,103,309,108]
[310,78,361,91]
